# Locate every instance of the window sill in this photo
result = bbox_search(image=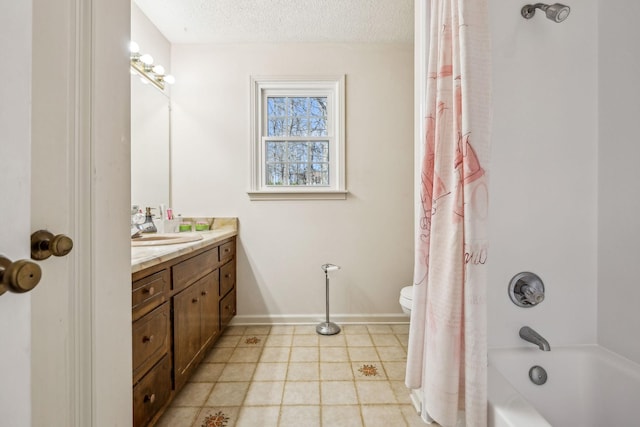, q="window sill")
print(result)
[247,190,348,201]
